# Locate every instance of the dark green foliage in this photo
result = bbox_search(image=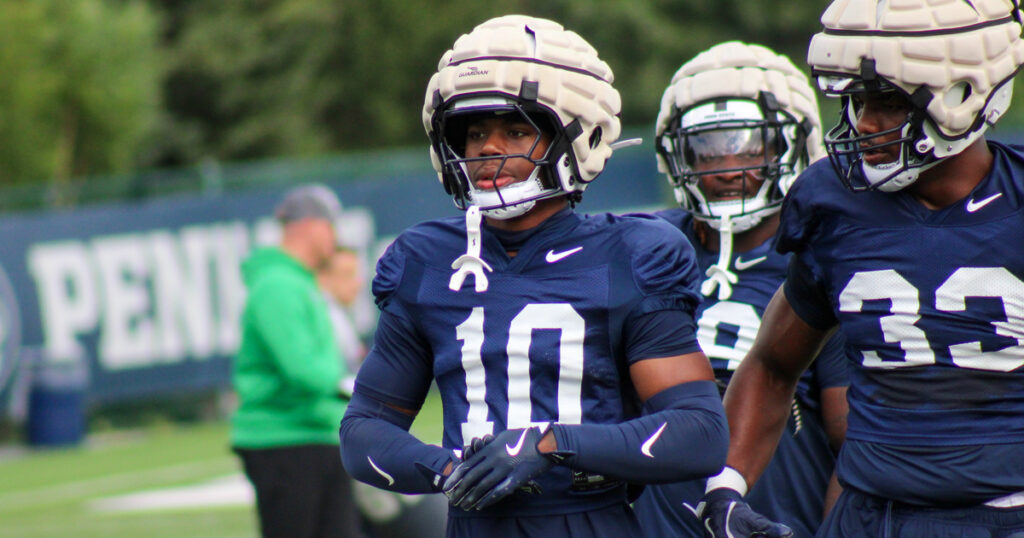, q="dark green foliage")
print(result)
[4,0,1024,194]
